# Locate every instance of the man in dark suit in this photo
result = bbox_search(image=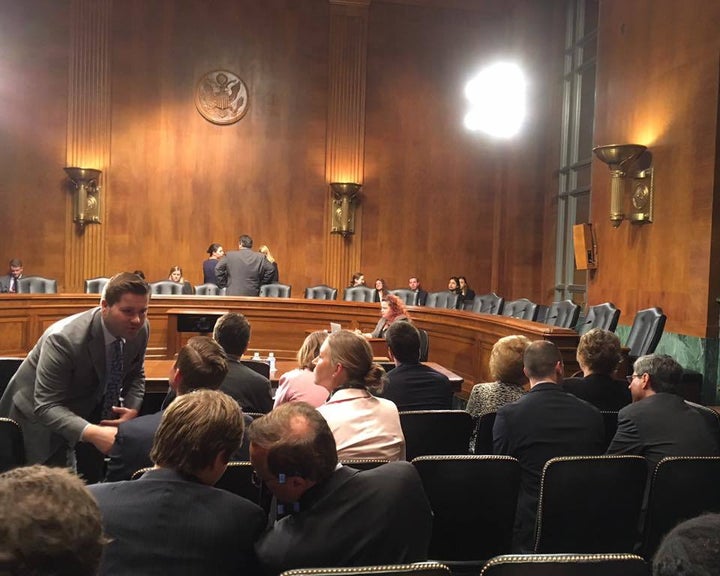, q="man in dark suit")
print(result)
[0,272,150,472]
[215,234,276,296]
[607,354,720,472]
[250,402,433,575]
[409,276,428,306]
[0,258,24,293]
[493,340,605,552]
[105,336,229,481]
[381,321,453,411]
[214,312,273,413]
[89,390,266,576]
